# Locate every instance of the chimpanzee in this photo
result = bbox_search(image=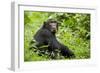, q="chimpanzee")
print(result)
[30,19,75,59]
